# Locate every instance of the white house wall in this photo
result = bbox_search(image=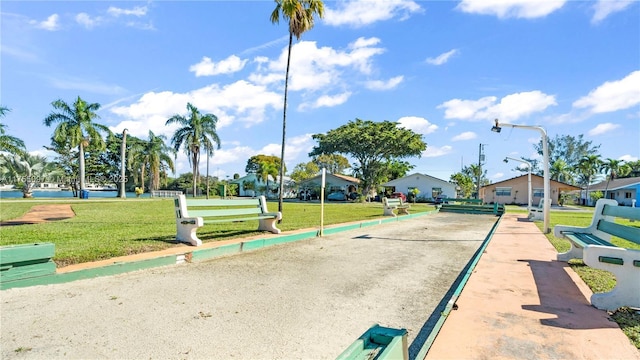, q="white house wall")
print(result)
[385,174,456,199]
